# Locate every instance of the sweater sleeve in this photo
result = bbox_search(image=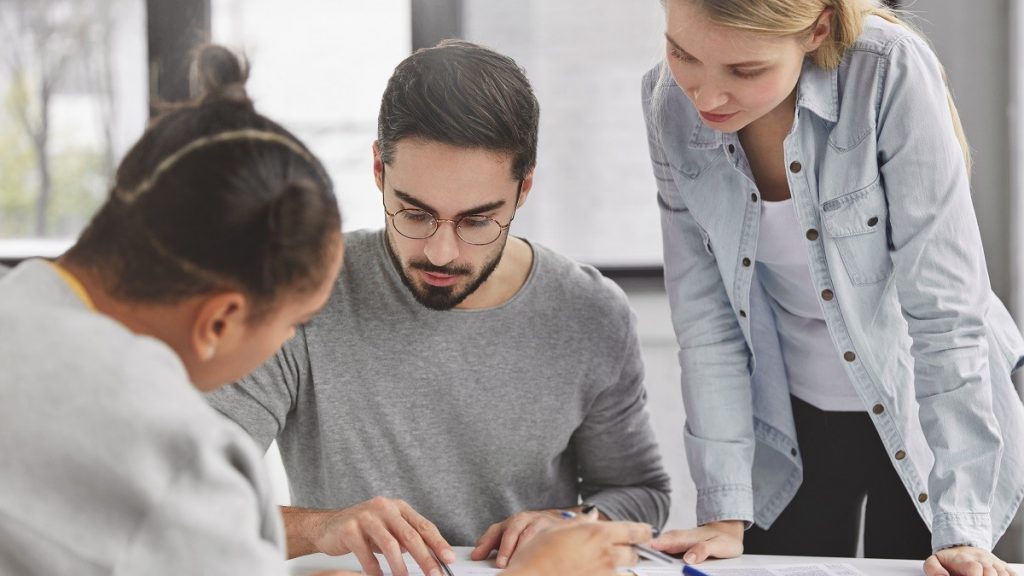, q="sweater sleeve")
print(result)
[572,307,672,529]
[205,326,312,451]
